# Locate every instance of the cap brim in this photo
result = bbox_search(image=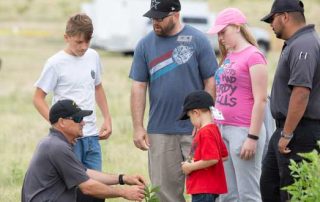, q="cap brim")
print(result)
[73,110,93,118]
[178,111,189,120]
[207,25,227,35]
[143,10,170,19]
[261,13,273,23]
